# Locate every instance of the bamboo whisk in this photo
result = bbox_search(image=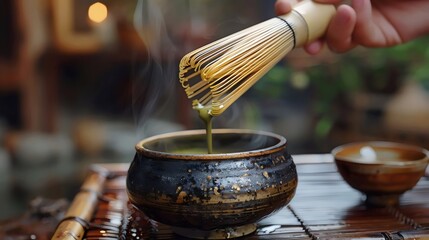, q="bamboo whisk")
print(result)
[179,0,335,116]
